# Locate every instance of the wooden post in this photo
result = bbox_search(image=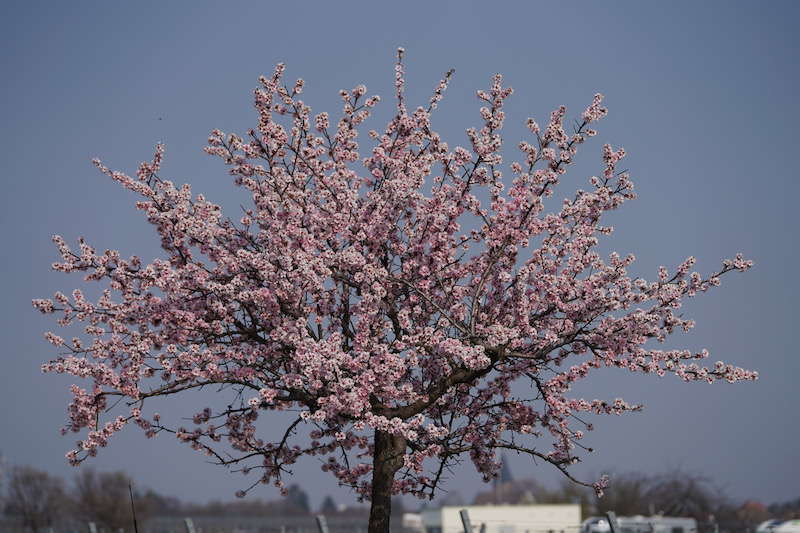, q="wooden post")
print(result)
[316,514,330,533]
[460,509,473,533]
[184,517,196,533]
